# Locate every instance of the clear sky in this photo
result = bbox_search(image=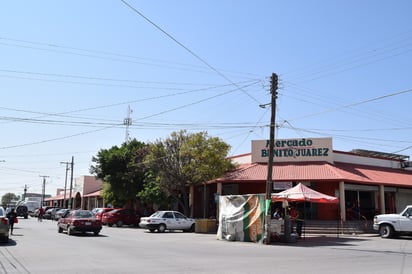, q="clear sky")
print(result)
[1,1,412,199]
